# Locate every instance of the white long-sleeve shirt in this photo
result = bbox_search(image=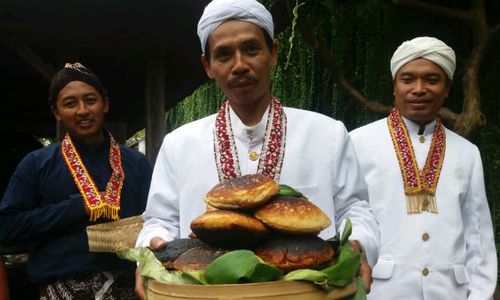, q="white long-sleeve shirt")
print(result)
[350,116,497,300]
[137,106,380,266]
